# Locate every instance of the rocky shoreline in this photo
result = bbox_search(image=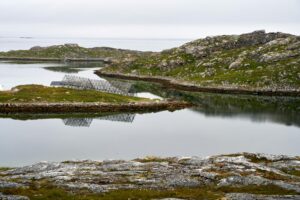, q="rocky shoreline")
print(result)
[0,101,191,114]
[96,71,300,97]
[0,153,299,199]
[98,31,300,96]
